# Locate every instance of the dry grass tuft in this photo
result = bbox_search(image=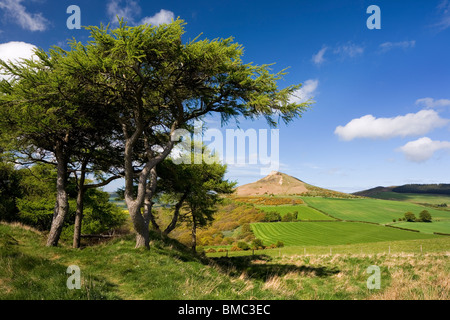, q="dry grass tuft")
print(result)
[0,221,41,234]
